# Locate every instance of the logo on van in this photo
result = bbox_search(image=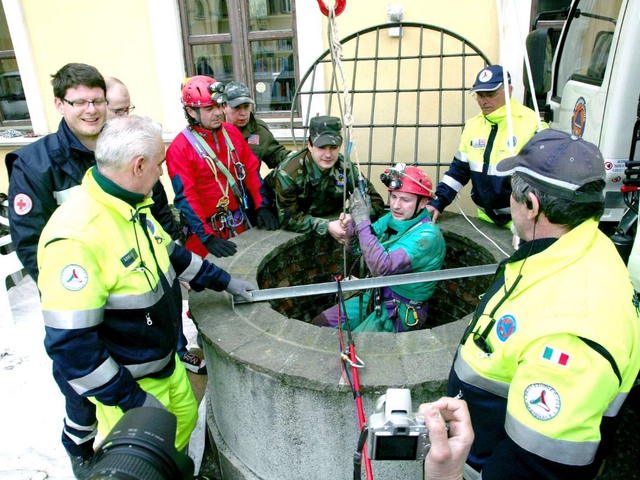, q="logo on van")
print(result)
[572,97,587,138]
